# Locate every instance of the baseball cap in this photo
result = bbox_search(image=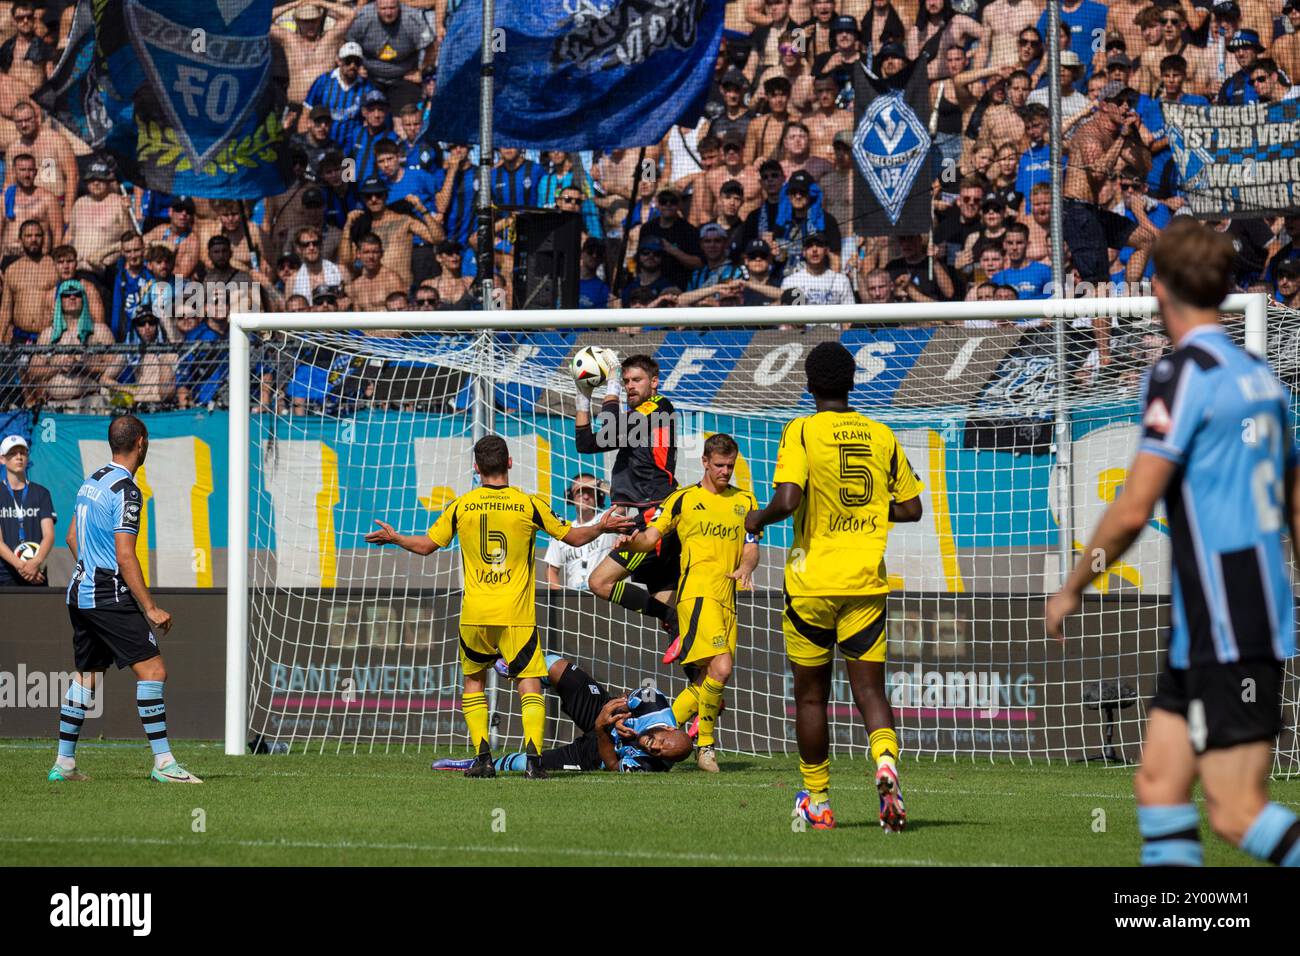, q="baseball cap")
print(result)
[359,175,388,196]
[638,237,665,253]
[744,238,771,259]
[787,169,815,193]
[309,105,332,122]
[1213,0,1241,17]
[699,223,729,239]
[1277,257,1300,279]
[338,40,364,60]
[171,196,196,213]
[878,42,906,63]
[1227,28,1263,50]
[297,2,323,17]
[312,284,341,304]
[1060,50,1083,68]
[804,231,829,248]
[831,14,858,34]
[833,129,854,149]
[720,67,748,88]
[1106,52,1133,70]
[721,132,745,152]
[362,89,389,108]
[85,160,112,181]
[0,435,29,457]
